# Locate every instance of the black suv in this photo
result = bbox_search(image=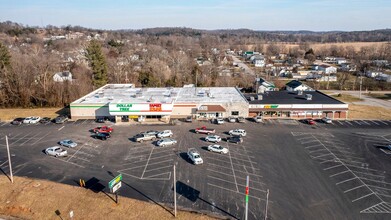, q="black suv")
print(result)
[93,132,111,140]
[11,118,25,125]
[226,136,243,144]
